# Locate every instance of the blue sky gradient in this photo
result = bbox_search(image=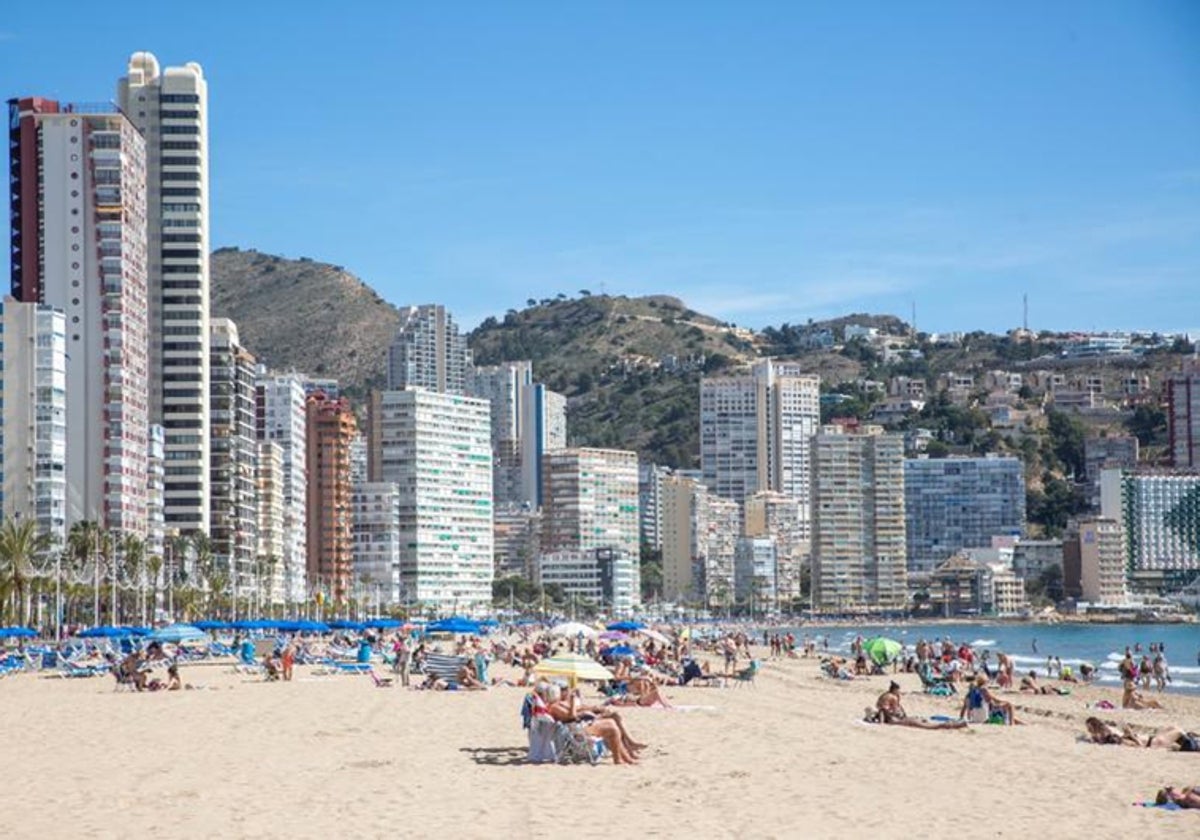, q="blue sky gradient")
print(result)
[3,2,1198,333]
